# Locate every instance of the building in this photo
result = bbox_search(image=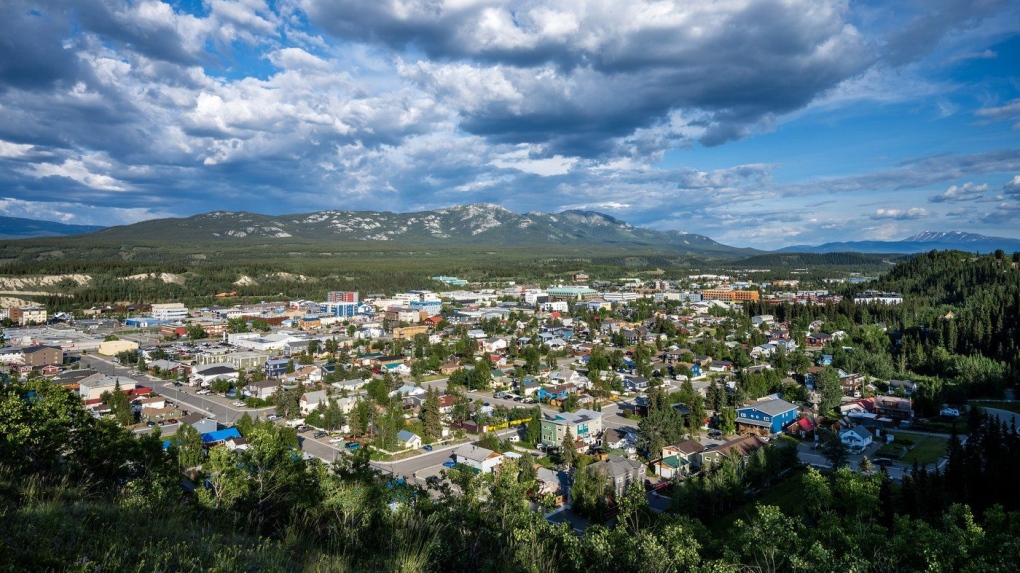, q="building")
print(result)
[300,390,329,415]
[191,364,239,387]
[657,439,706,479]
[587,456,644,497]
[0,347,25,365]
[735,398,798,436]
[150,303,189,321]
[454,444,503,473]
[700,289,760,302]
[265,358,289,378]
[874,395,913,420]
[396,430,423,450]
[547,287,598,302]
[392,325,429,340]
[9,306,47,326]
[540,409,603,446]
[700,435,768,466]
[853,291,904,305]
[327,291,359,304]
[840,426,873,451]
[23,345,62,368]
